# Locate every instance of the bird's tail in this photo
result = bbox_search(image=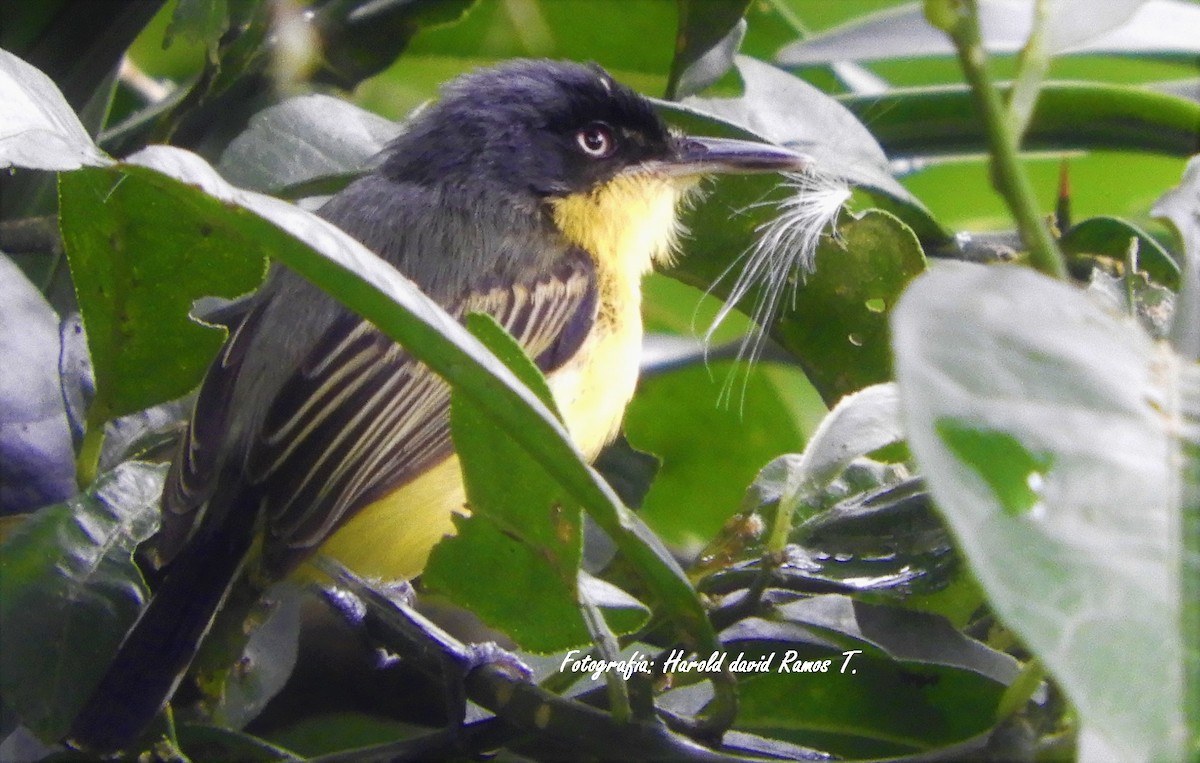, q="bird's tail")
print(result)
[66,498,259,754]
